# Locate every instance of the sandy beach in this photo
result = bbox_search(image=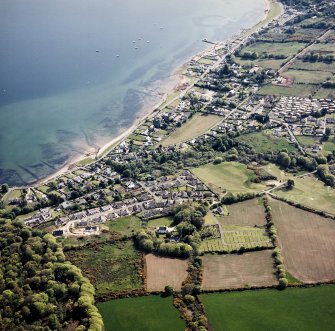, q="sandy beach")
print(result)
[28,0,281,188]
